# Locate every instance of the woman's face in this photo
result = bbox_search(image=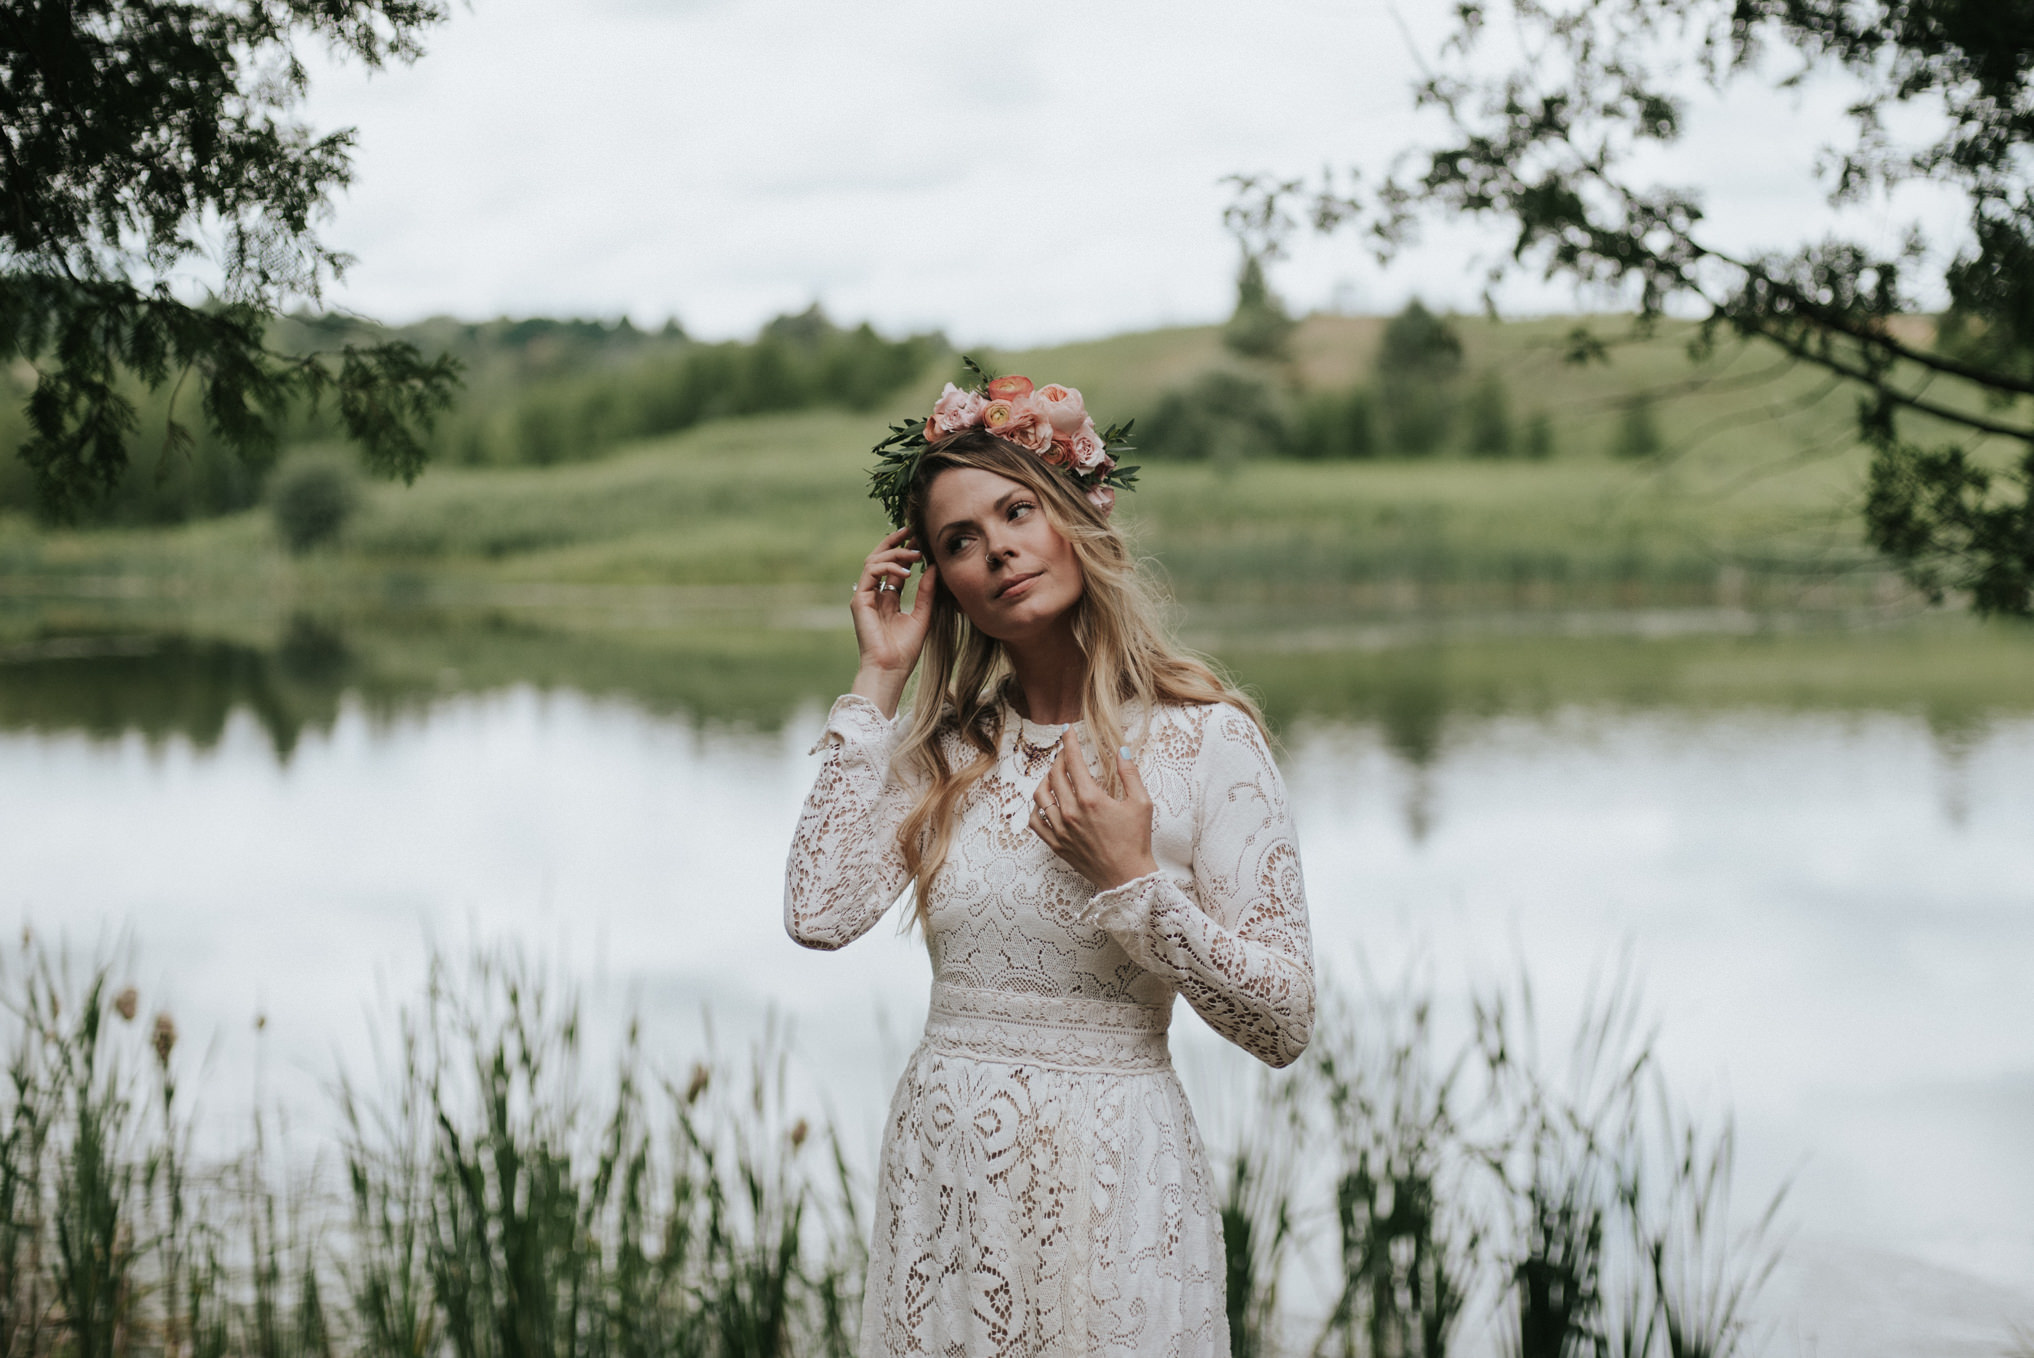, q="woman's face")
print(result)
[920,467,1084,644]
